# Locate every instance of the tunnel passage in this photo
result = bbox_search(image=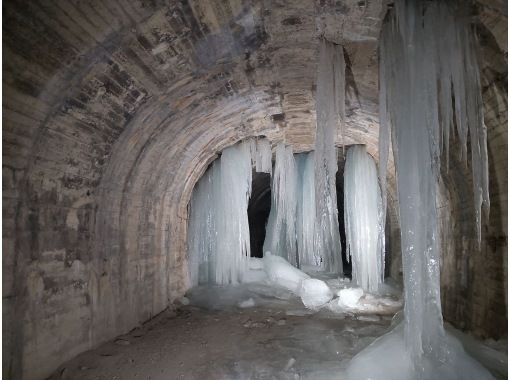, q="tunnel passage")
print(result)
[336,153,350,276]
[248,171,272,258]
[2,0,505,379]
